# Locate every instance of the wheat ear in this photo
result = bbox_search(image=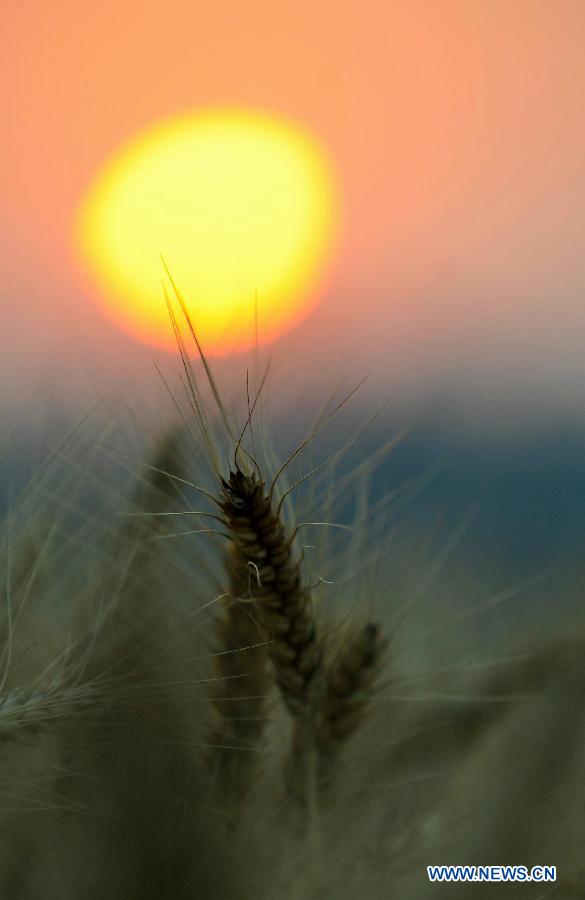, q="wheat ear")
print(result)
[219,467,322,720]
[315,622,387,781]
